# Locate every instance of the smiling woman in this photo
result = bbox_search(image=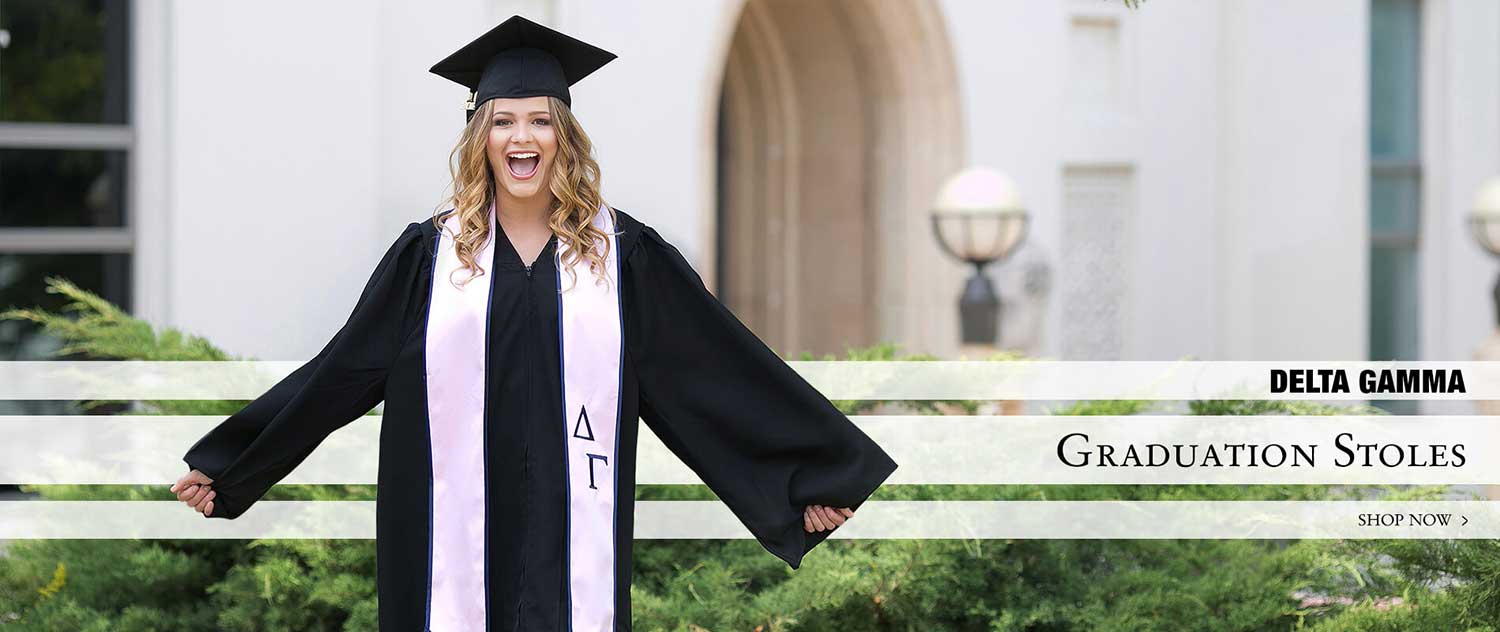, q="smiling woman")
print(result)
[175,13,897,632]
